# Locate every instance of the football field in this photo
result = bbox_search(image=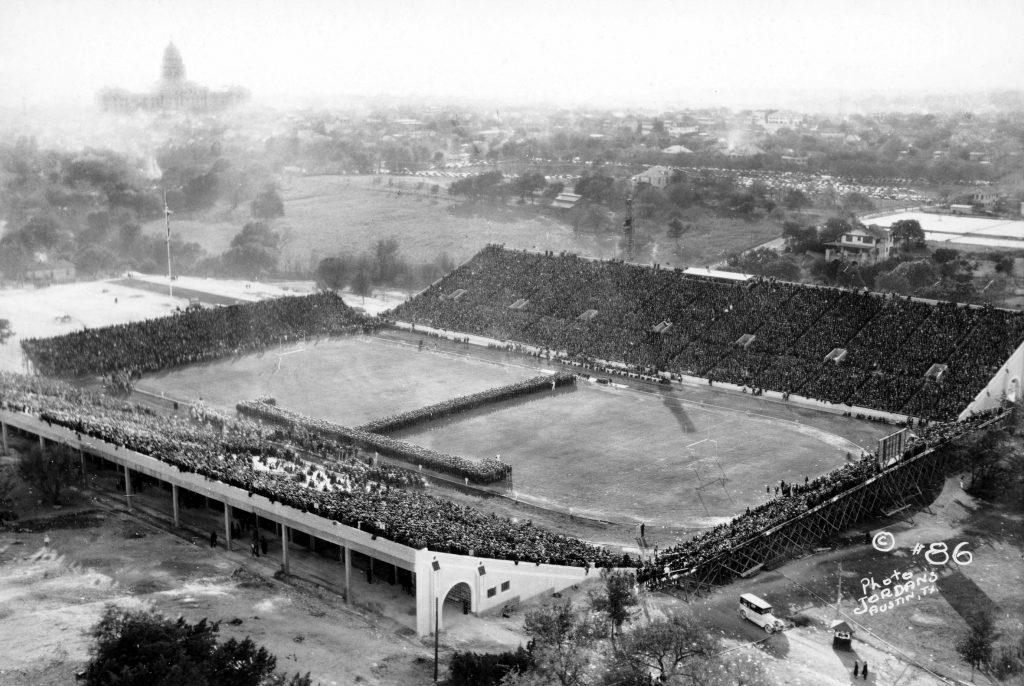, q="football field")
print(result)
[140,333,893,531]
